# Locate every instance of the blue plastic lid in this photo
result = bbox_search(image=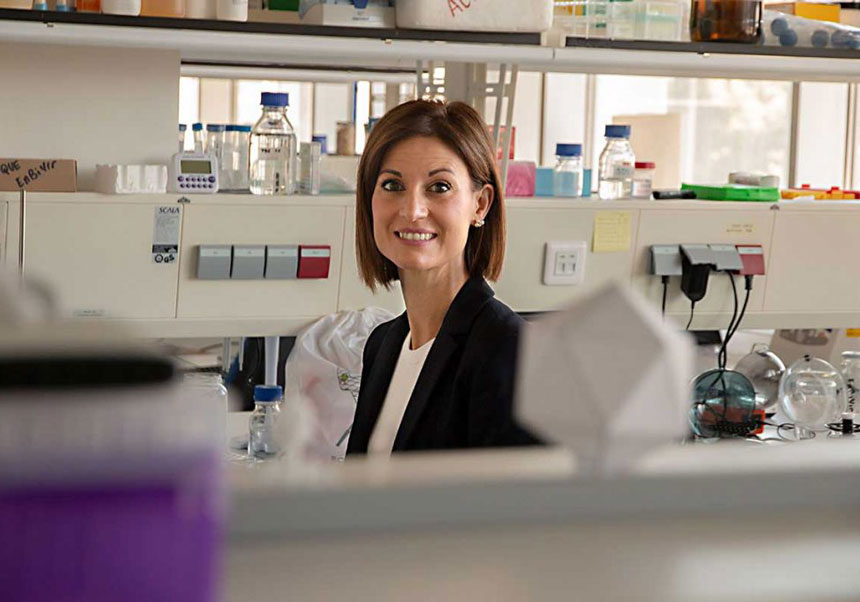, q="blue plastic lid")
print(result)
[254,384,283,402]
[179,124,187,132]
[206,124,226,132]
[312,134,328,154]
[236,125,252,132]
[605,124,631,138]
[192,122,203,131]
[556,143,582,157]
[261,92,289,107]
